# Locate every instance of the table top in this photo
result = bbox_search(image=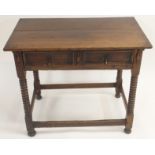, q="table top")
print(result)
[4,17,152,52]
